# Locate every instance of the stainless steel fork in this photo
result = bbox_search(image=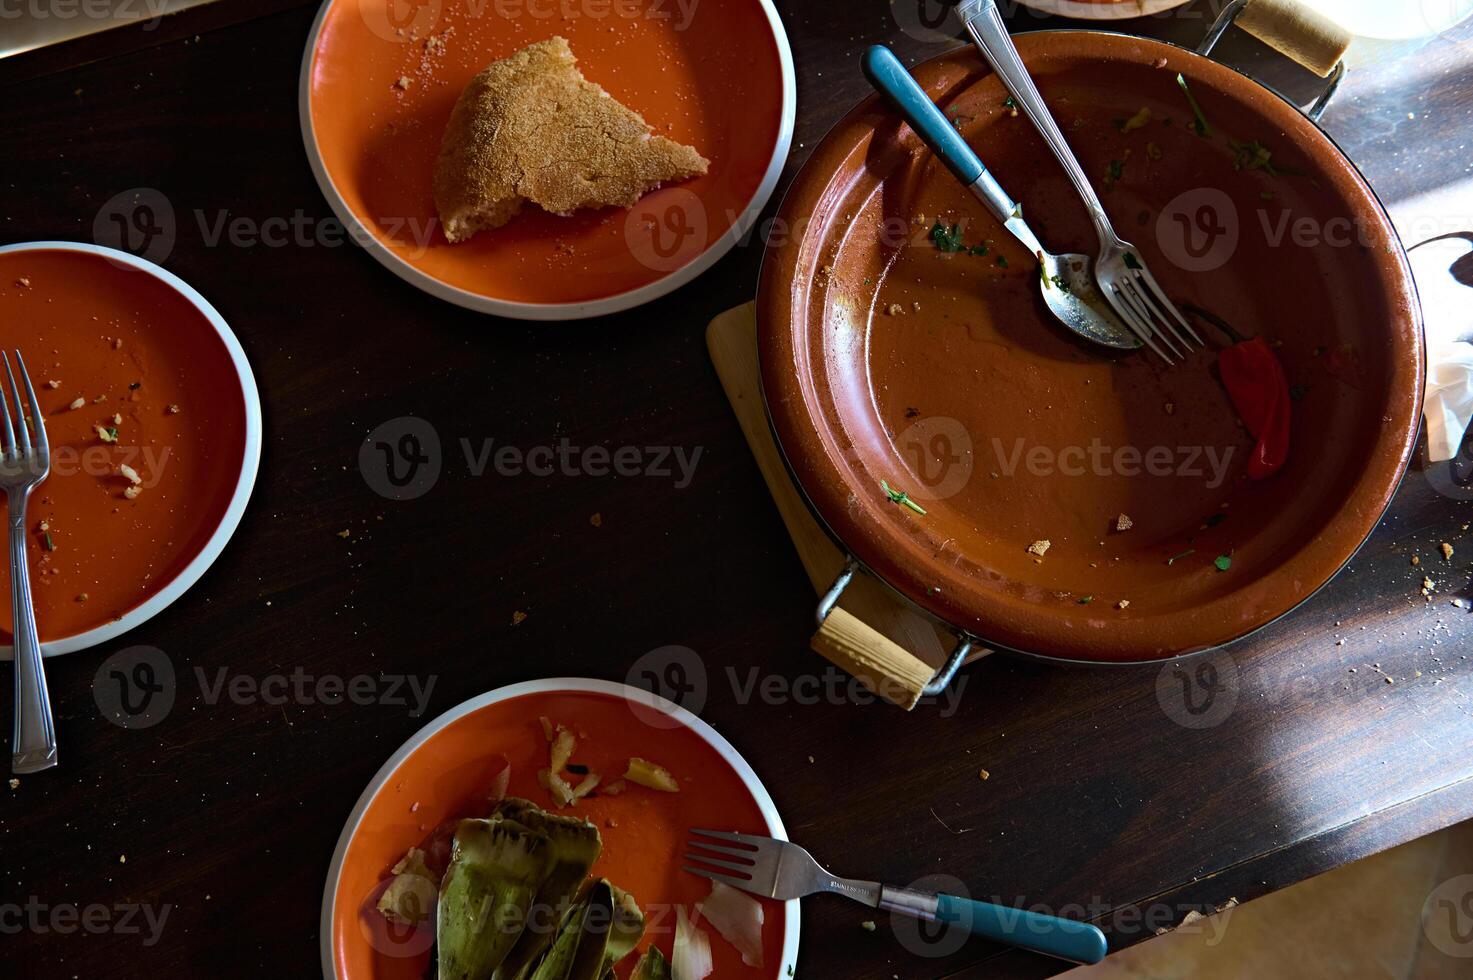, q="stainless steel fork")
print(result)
[686,829,1107,965]
[959,0,1203,364]
[1,351,56,773]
